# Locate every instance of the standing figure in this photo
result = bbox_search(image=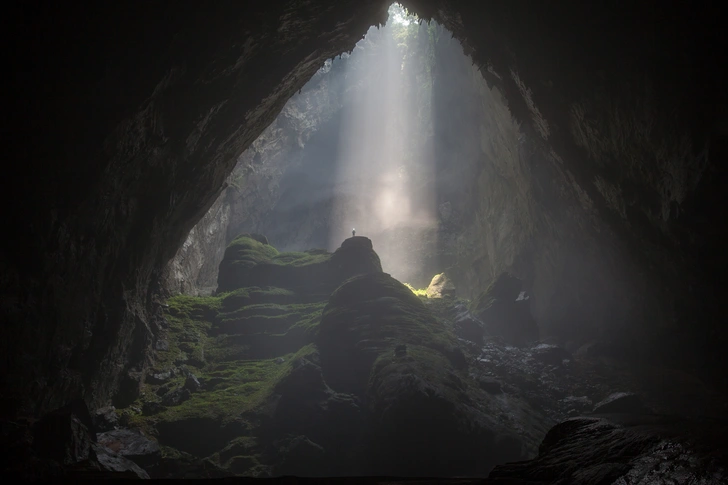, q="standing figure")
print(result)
[352,228,356,237]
